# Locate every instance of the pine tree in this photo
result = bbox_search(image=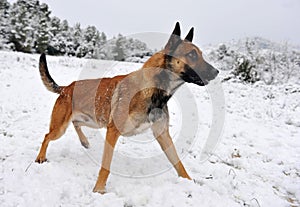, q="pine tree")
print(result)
[100,32,107,45]
[0,0,10,49]
[113,34,126,61]
[48,16,61,55]
[9,0,42,53]
[58,19,69,54]
[85,25,101,58]
[36,3,50,53]
[94,32,107,59]
[9,0,30,52]
[75,24,88,58]
[72,23,83,53]
[48,18,71,55]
